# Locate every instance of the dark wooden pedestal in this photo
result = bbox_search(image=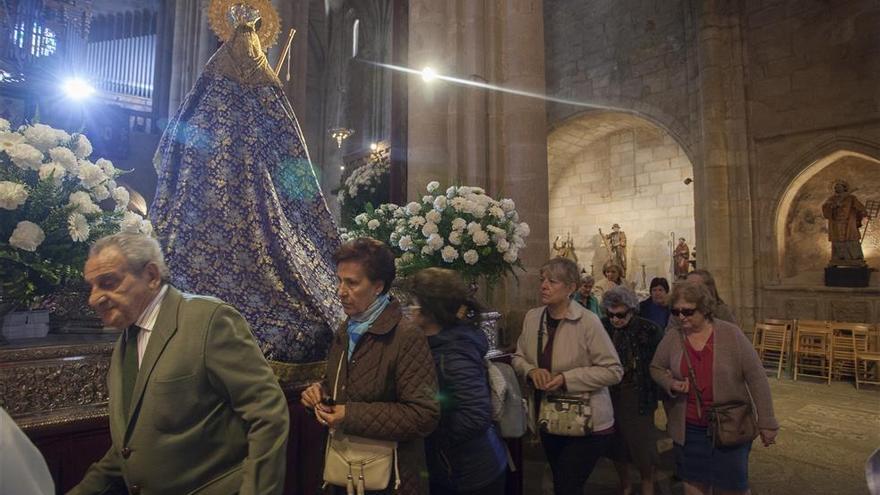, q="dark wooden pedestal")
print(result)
[825,265,871,287]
